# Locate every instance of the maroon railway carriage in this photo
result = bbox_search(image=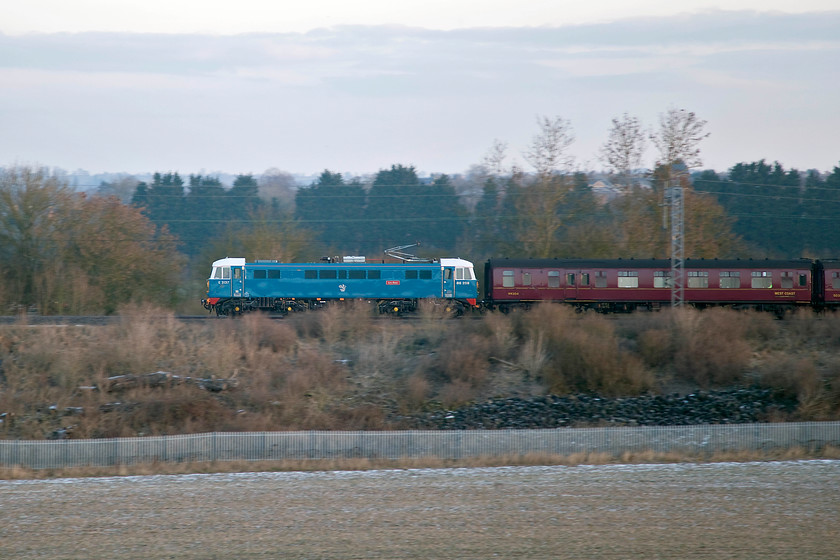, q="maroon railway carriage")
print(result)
[484,258,815,313]
[815,259,840,310]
